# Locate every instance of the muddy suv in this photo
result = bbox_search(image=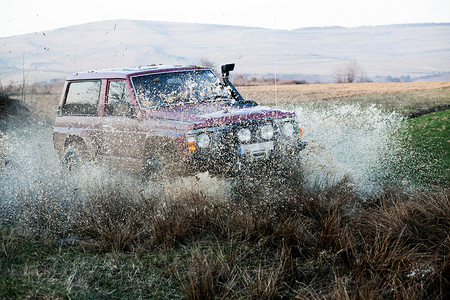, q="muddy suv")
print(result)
[53,63,306,179]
